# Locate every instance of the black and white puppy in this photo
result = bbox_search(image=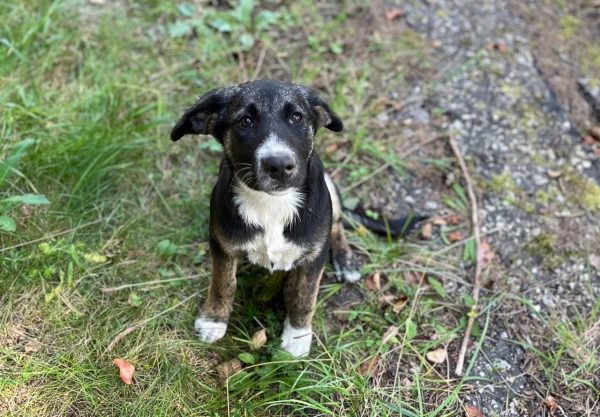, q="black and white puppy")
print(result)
[171,80,413,357]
